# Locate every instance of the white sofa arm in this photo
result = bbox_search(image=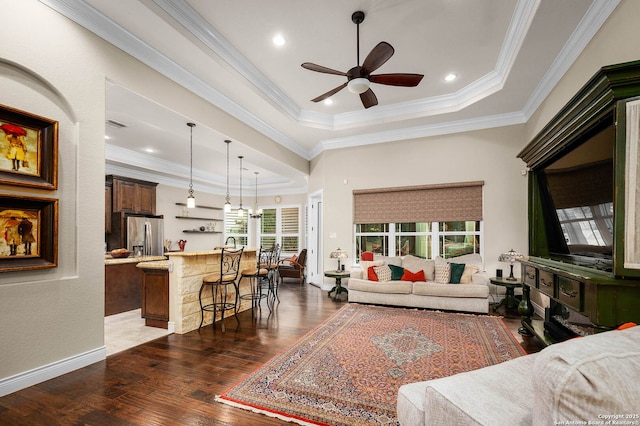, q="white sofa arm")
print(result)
[471,271,490,285]
[350,268,364,279]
